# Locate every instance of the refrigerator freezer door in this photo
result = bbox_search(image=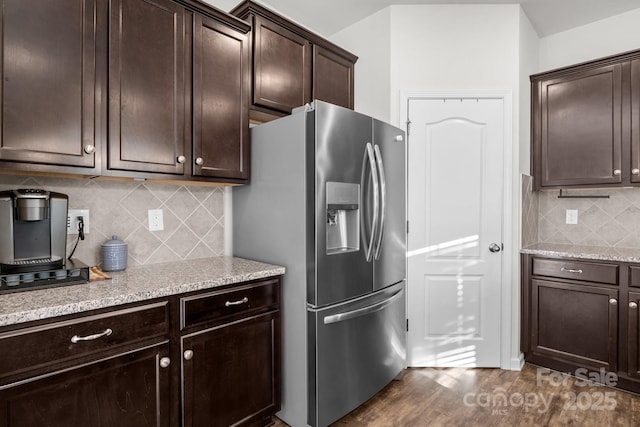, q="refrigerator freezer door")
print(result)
[373,119,407,290]
[312,101,374,307]
[308,281,406,427]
